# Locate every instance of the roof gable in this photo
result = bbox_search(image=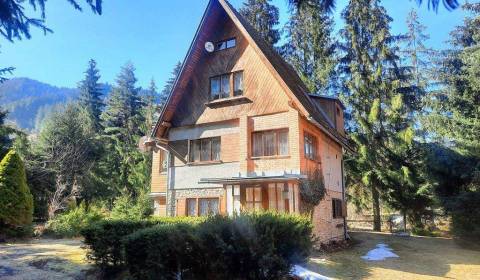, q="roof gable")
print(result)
[152,0,351,150]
